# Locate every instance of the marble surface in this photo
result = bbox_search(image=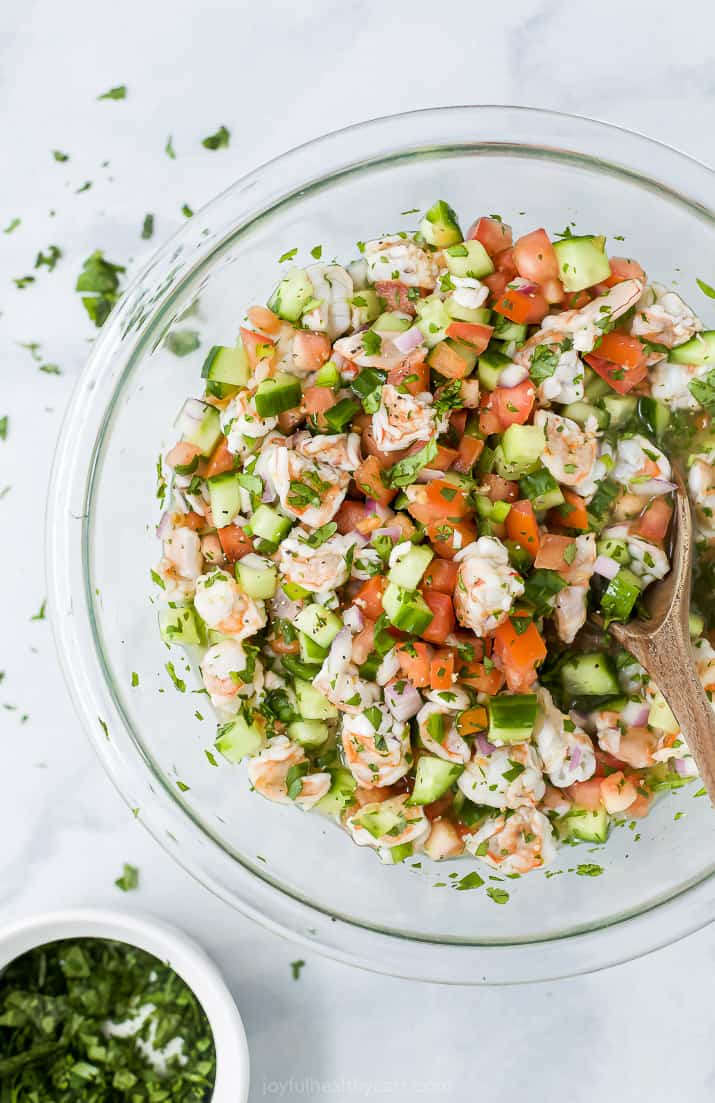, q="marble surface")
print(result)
[2,0,715,1097]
